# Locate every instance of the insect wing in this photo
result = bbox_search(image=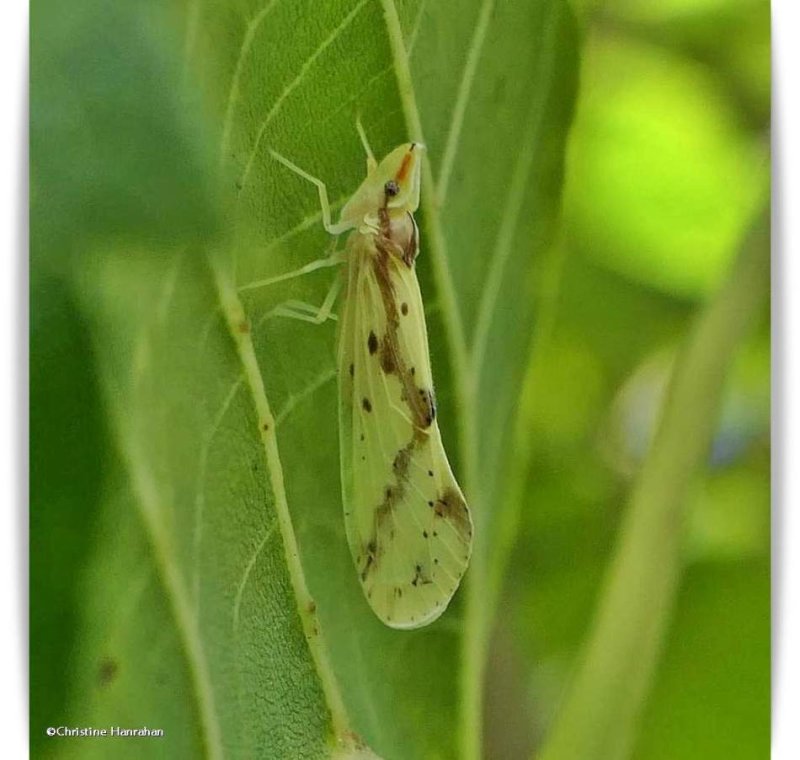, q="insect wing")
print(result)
[338,236,473,629]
